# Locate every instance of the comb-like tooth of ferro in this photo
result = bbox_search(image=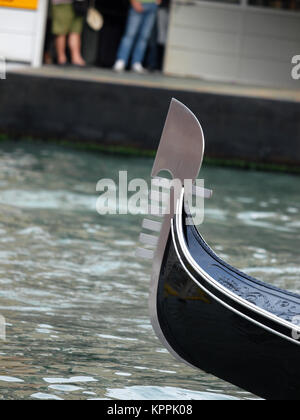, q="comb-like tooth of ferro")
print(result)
[139,233,158,248]
[135,247,154,260]
[192,185,213,199]
[142,219,162,233]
